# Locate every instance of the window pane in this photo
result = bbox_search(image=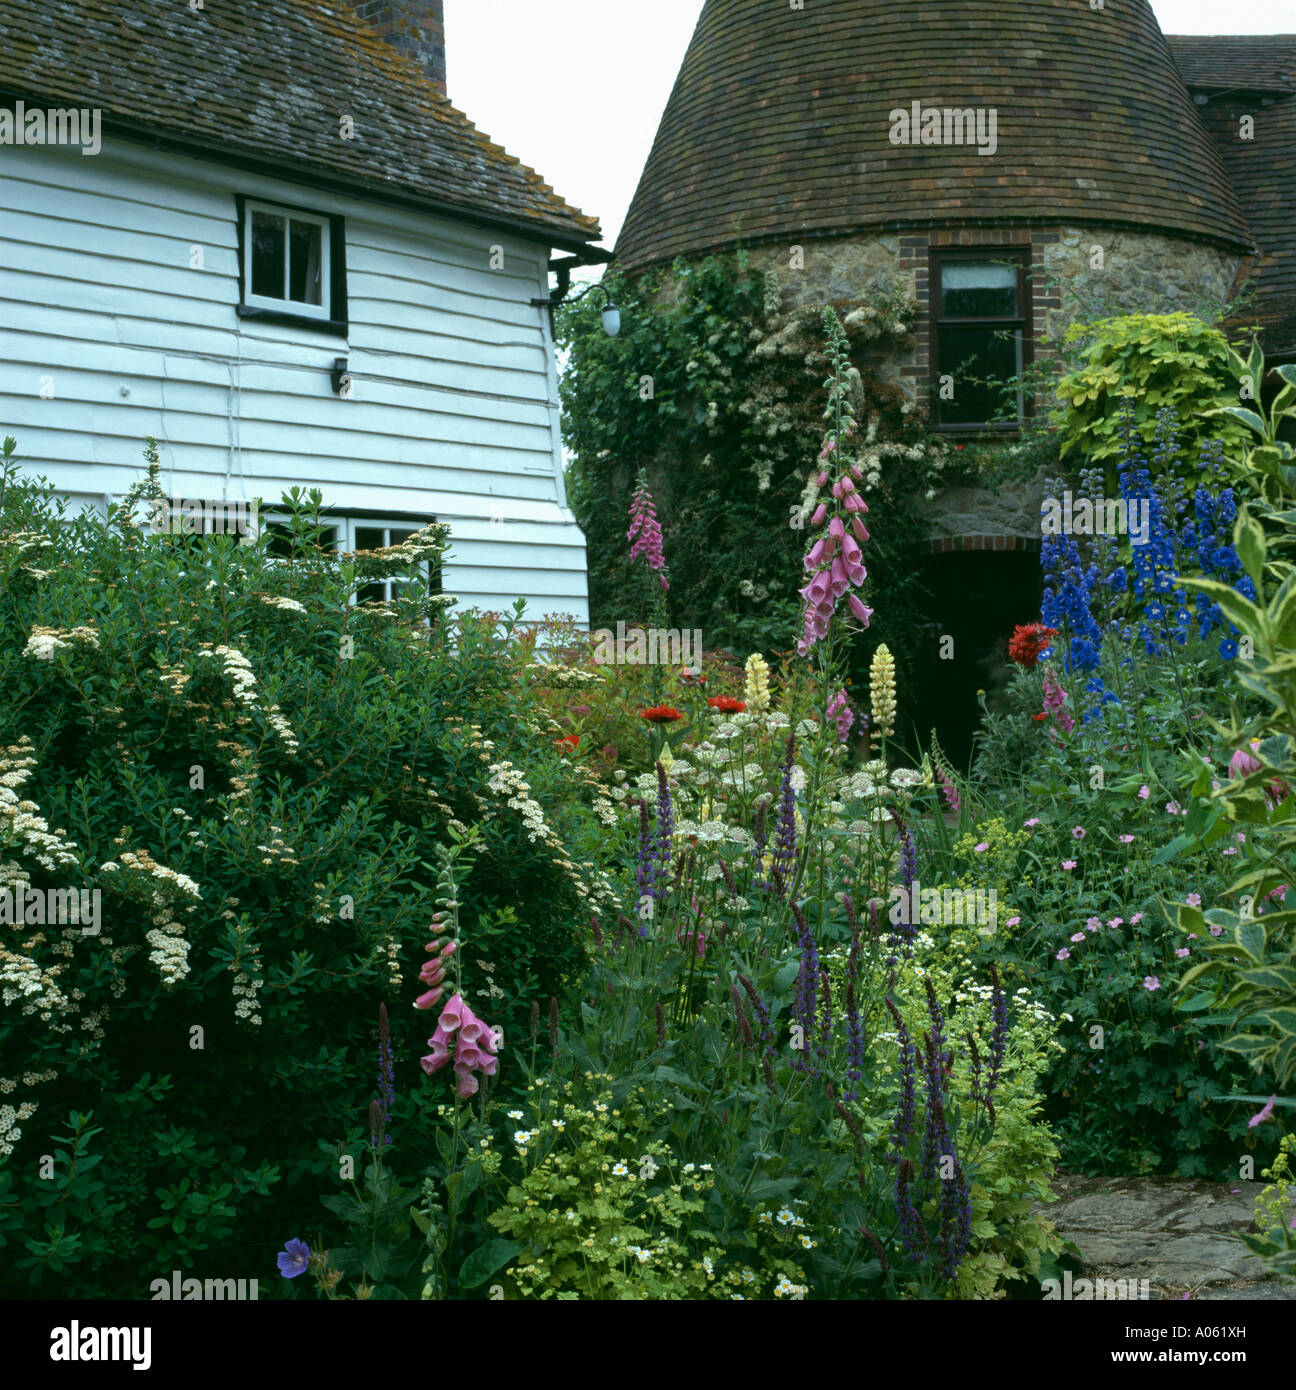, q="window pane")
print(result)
[265,522,295,559]
[358,581,387,604]
[940,261,1018,317]
[937,326,1022,425]
[251,210,286,299]
[355,526,386,551]
[288,219,324,306]
[389,528,416,545]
